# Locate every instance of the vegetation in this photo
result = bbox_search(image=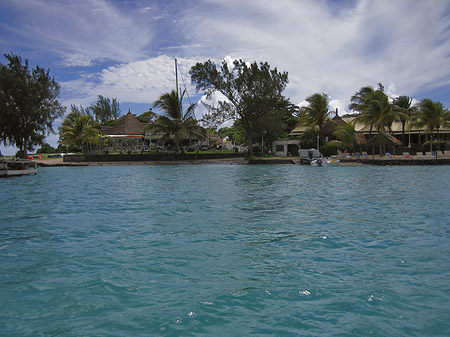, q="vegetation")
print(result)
[328,123,358,152]
[414,98,450,153]
[0,53,65,158]
[298,93,331,137]
[190,59,289,156]
[137,108,157,124]
[350,84,399,154]
[36,143,57,154]
[149,90,206,153]
[59,105,100,152]
[89,95,121,124]
[393,95,416,147]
